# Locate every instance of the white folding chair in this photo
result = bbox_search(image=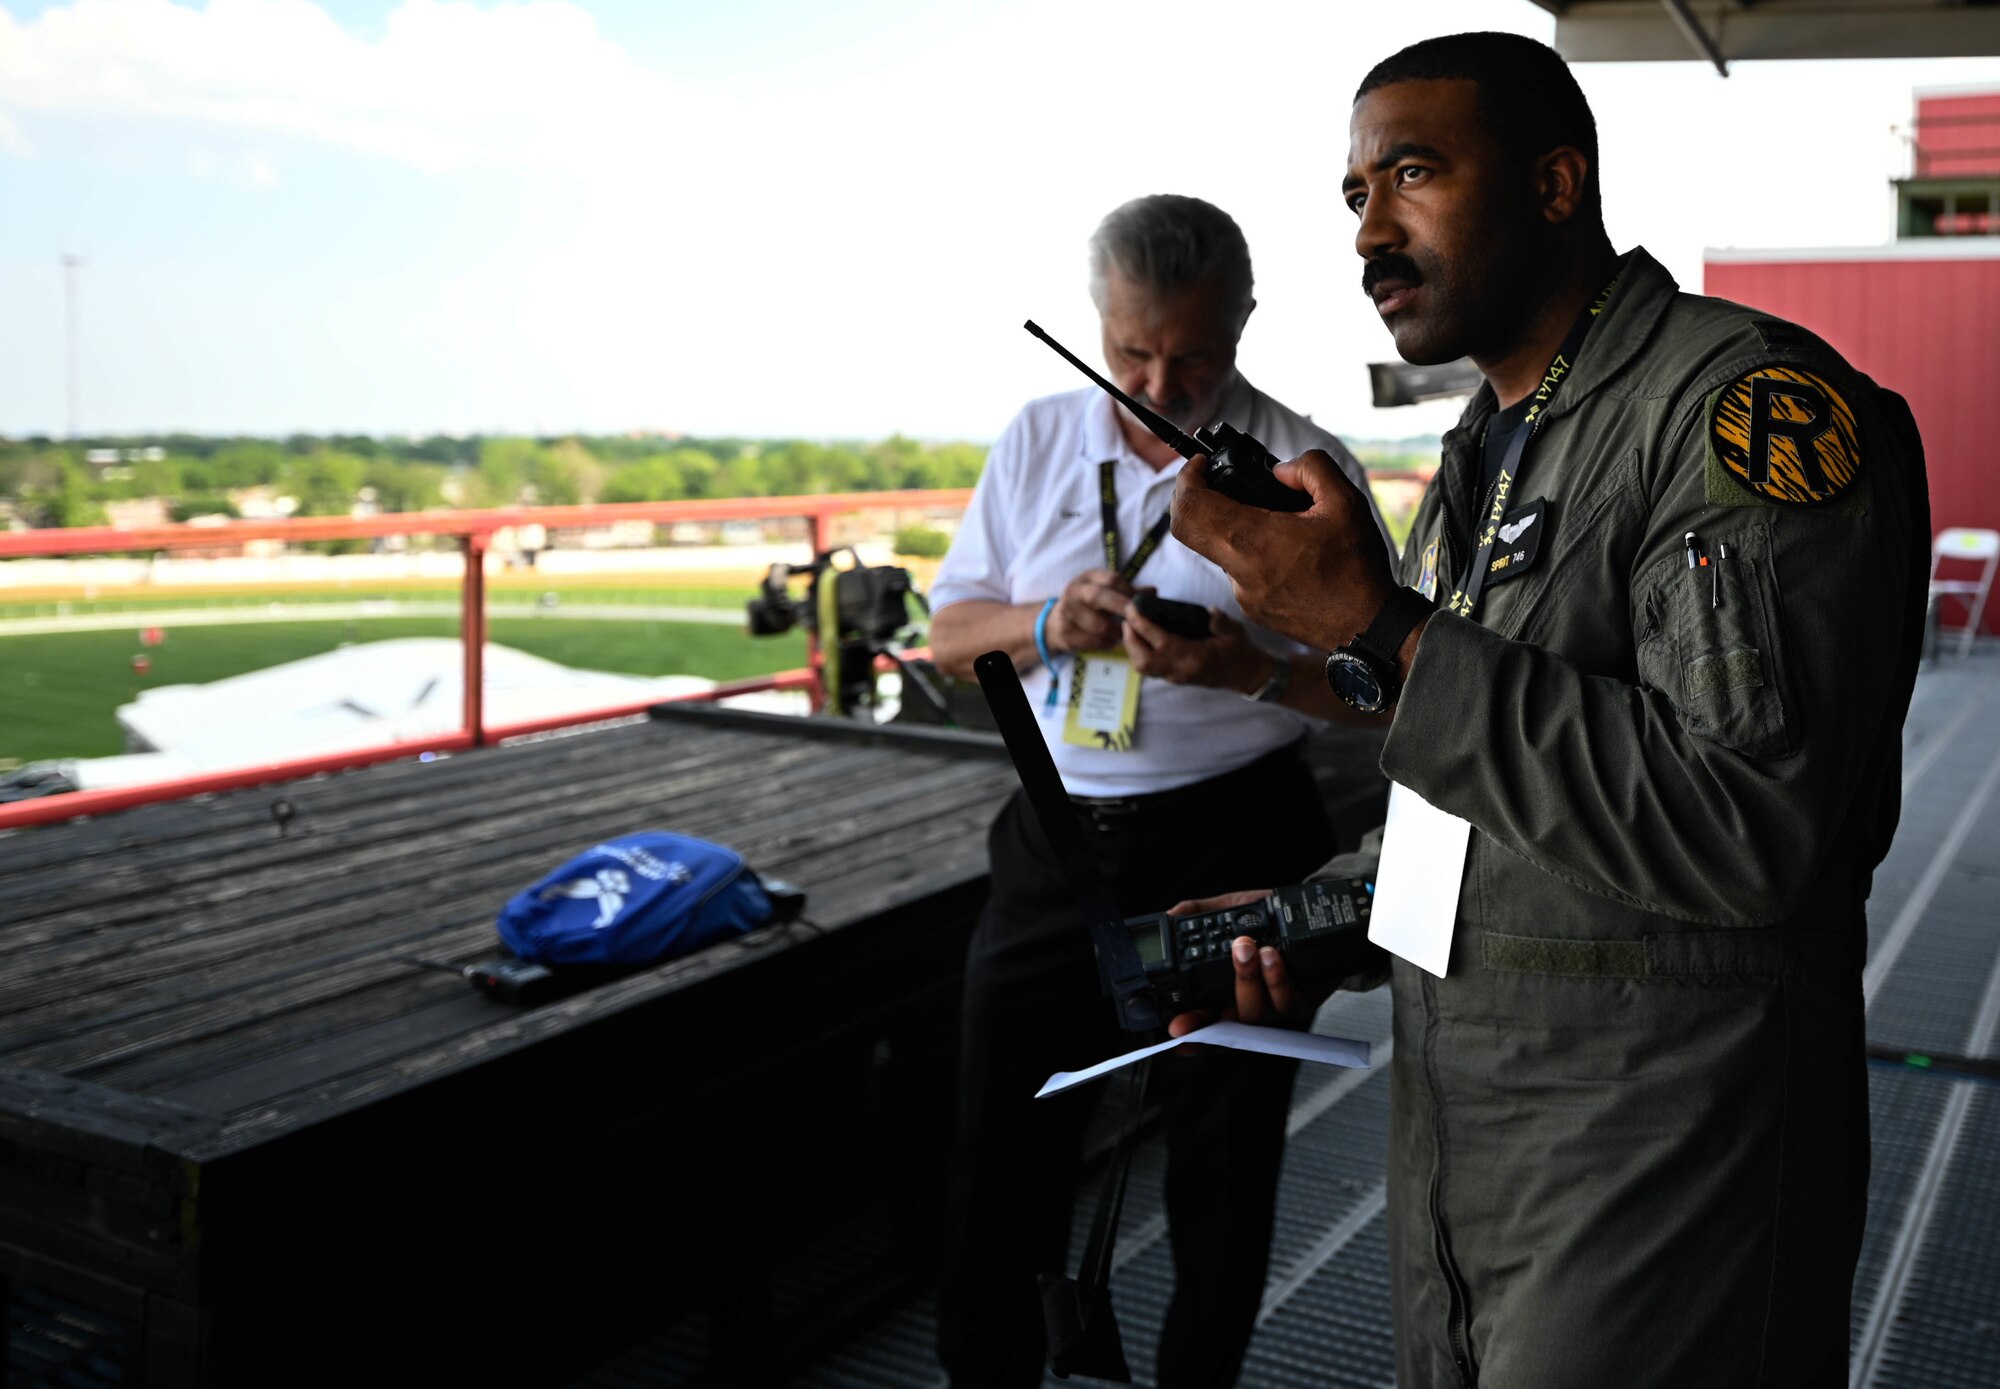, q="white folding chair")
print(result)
[1928,527,2000,659]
